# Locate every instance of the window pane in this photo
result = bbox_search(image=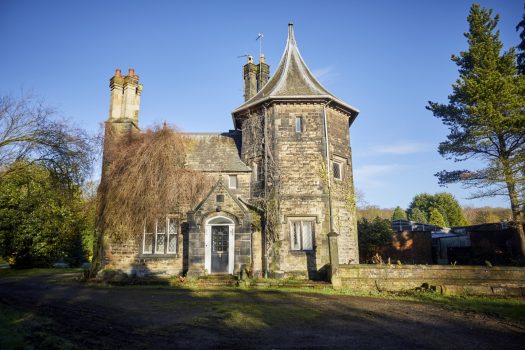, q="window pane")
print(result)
[333,162,341,180]
[167,234,177,253]
[156,219,165,233]
[229,175,238,189]
[295,116,302,132]
[291,222,301,250]
[145,222,154,233]
[168,218,177,234]
[144,233,153,254]
[167,218,177,254]
[155,233,165,253]
[302,222,313,250]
